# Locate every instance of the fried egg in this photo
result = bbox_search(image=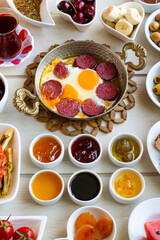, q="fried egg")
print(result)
[40,58,113,117]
